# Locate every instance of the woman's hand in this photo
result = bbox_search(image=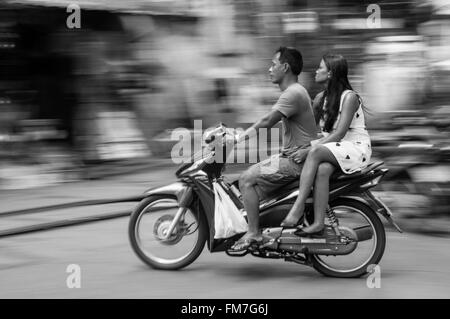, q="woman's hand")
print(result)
[289,148,310,164]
